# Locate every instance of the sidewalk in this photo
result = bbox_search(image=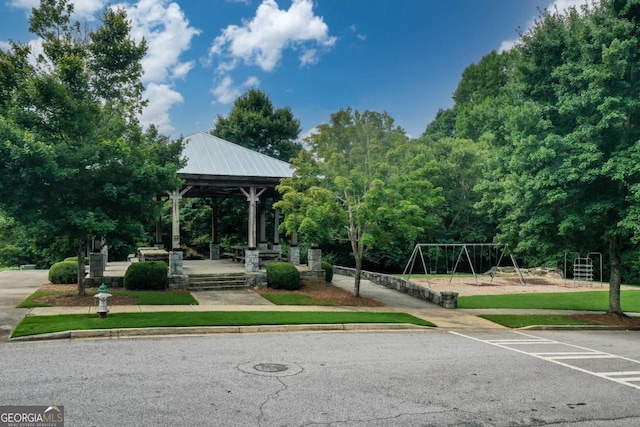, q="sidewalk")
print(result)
[27,274,510,331]
[0,269,49,342]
